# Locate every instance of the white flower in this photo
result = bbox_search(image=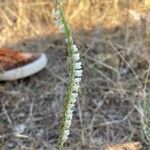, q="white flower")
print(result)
[70,97,76,104]
[63,129,70,142]
[75,62,82,69]
[75,77,81,84]
[72,92,78,99]
[72,44,78,53]
[66,111,73,120]
[59,25,65,33]
[73,83,80,91]
[73,53,80,61]
[66,108,74,115]
[68,103,75,109]
[75,69,83,77]
[54,19,62,26]
[65,120,72,129]
[55,9,61,17]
